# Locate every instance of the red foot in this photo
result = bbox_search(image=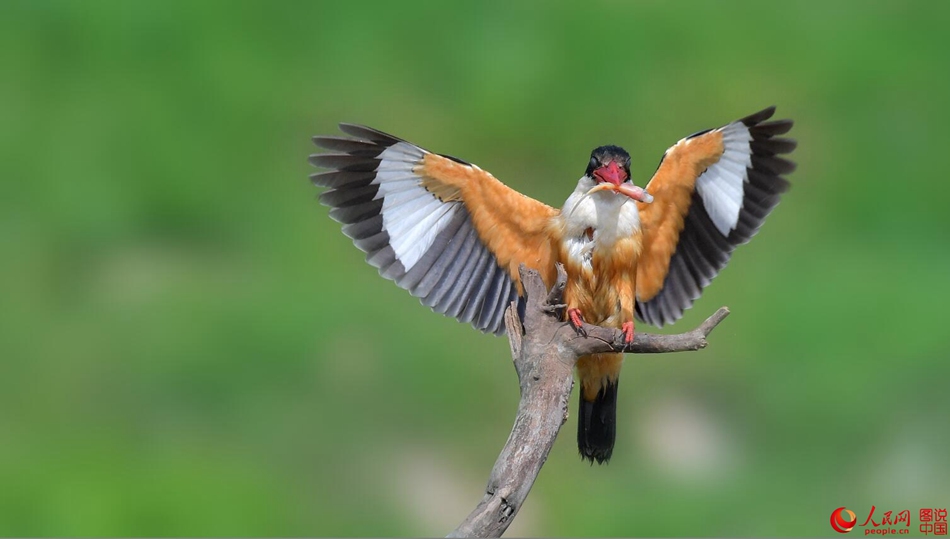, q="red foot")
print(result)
[621,321,635,344]
[567,308,584,329]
